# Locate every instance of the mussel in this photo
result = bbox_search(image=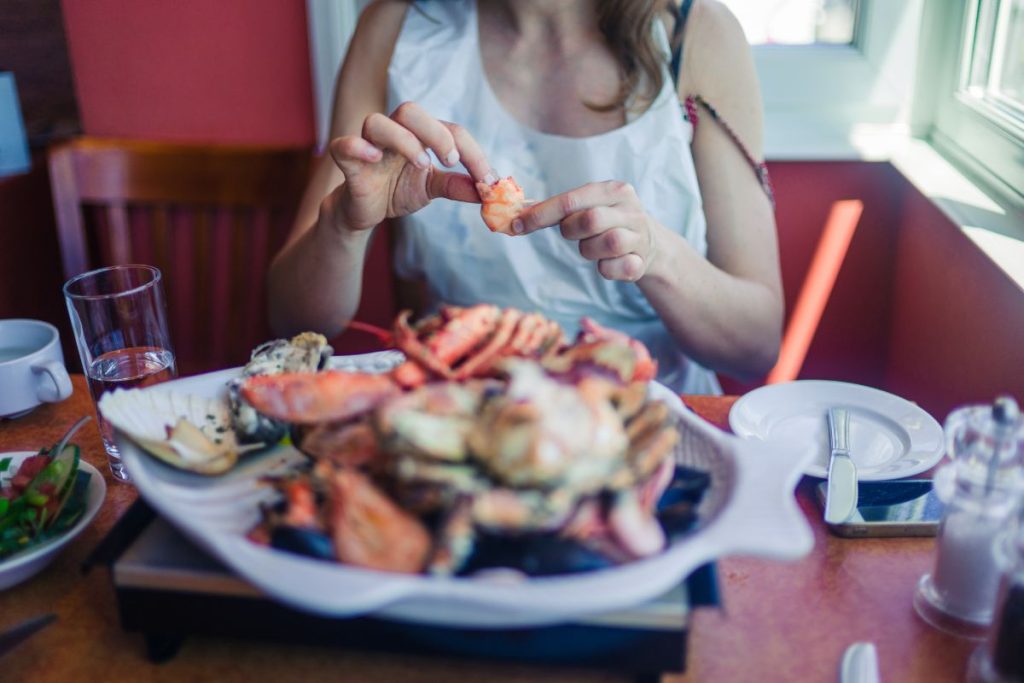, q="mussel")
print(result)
[270,525,336,561]
[459,533,616,577]
[655,466,711,539]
